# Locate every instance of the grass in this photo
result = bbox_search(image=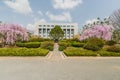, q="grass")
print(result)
[0,48,49,56]
[64,47,97,56]
[63,47,120,57]
[98,50,120,57]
